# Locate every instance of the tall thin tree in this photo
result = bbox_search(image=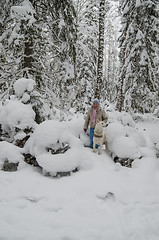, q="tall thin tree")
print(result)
[95,0,106,99]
